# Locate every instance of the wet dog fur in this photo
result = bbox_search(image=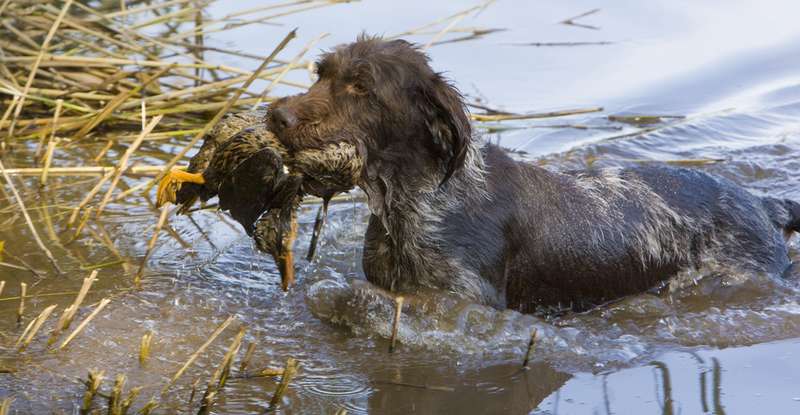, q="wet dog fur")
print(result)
[267,35,800,313]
